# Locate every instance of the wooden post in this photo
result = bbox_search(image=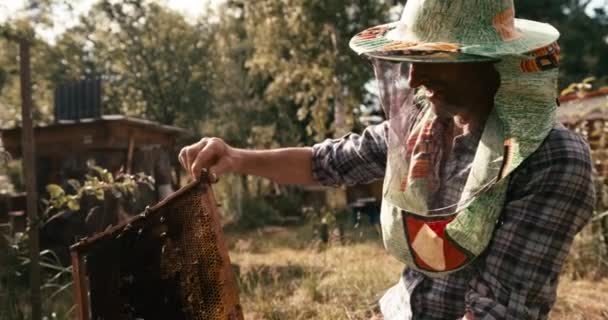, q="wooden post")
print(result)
[19,38,41,320]
[126,133,135,174]
[71,251,90,320]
